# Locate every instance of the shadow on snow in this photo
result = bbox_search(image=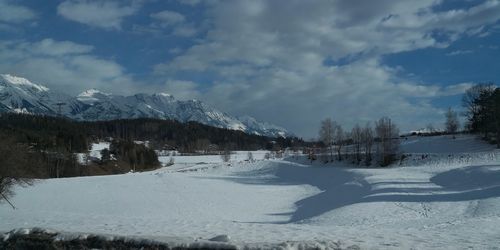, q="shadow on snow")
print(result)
[197,159,500,224]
